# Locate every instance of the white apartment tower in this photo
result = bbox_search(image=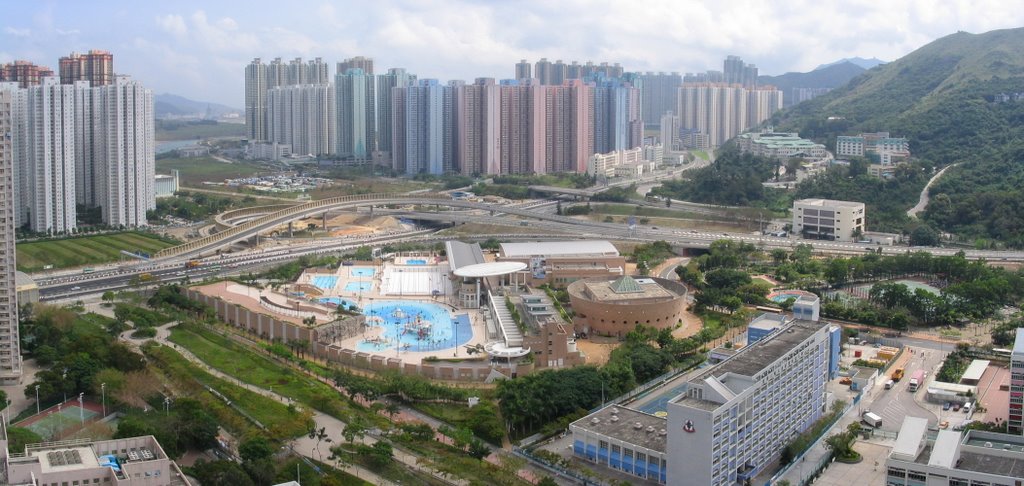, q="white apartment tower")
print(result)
[267,83,335,157]
[335,67,376,159]
[0,83,23,384]
[90,76,155,227]
[19,77,77,234]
